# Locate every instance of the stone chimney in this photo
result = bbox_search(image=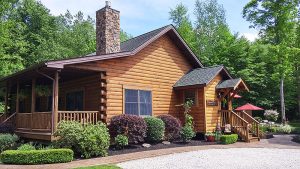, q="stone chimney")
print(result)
[96,1,120,55]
